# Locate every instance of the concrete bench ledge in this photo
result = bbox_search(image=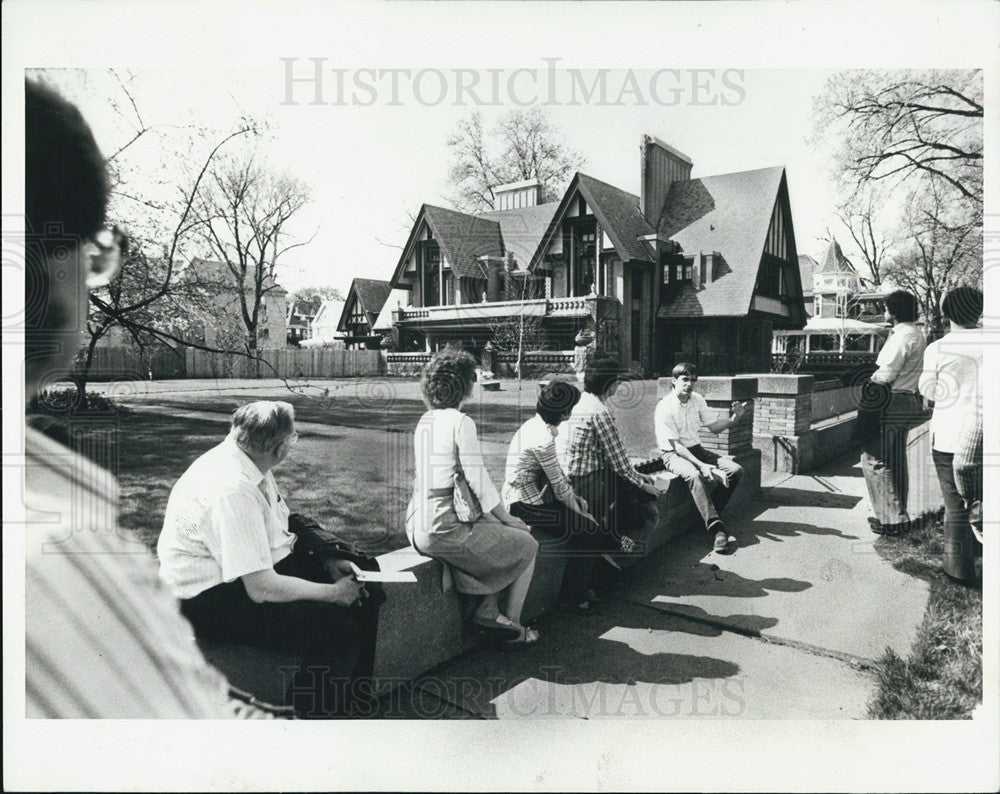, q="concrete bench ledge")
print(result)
[373,448,761,684]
